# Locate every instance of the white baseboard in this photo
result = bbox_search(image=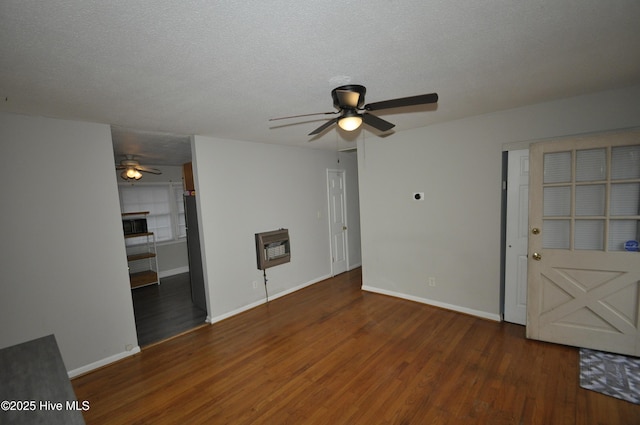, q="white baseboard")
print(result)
[68,346,141,378]
[348,262,362,270]
[159,266,190,279]
[361,285,501,322]
[207,274,332,325]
